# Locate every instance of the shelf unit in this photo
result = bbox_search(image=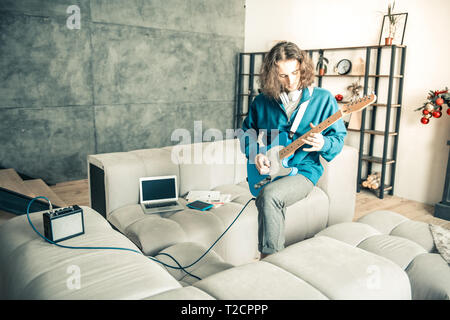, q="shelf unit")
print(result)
[234,52,265,129]
[234,45,407,199]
